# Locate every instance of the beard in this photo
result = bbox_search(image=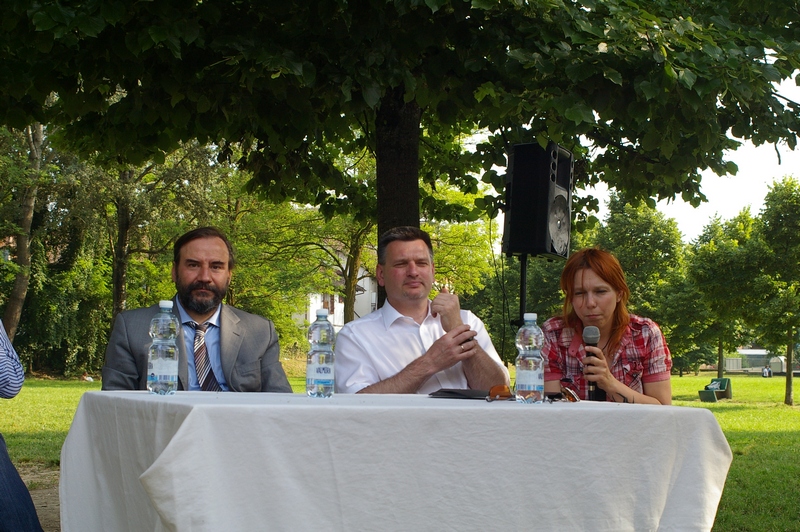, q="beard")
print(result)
[176,278,228,316]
